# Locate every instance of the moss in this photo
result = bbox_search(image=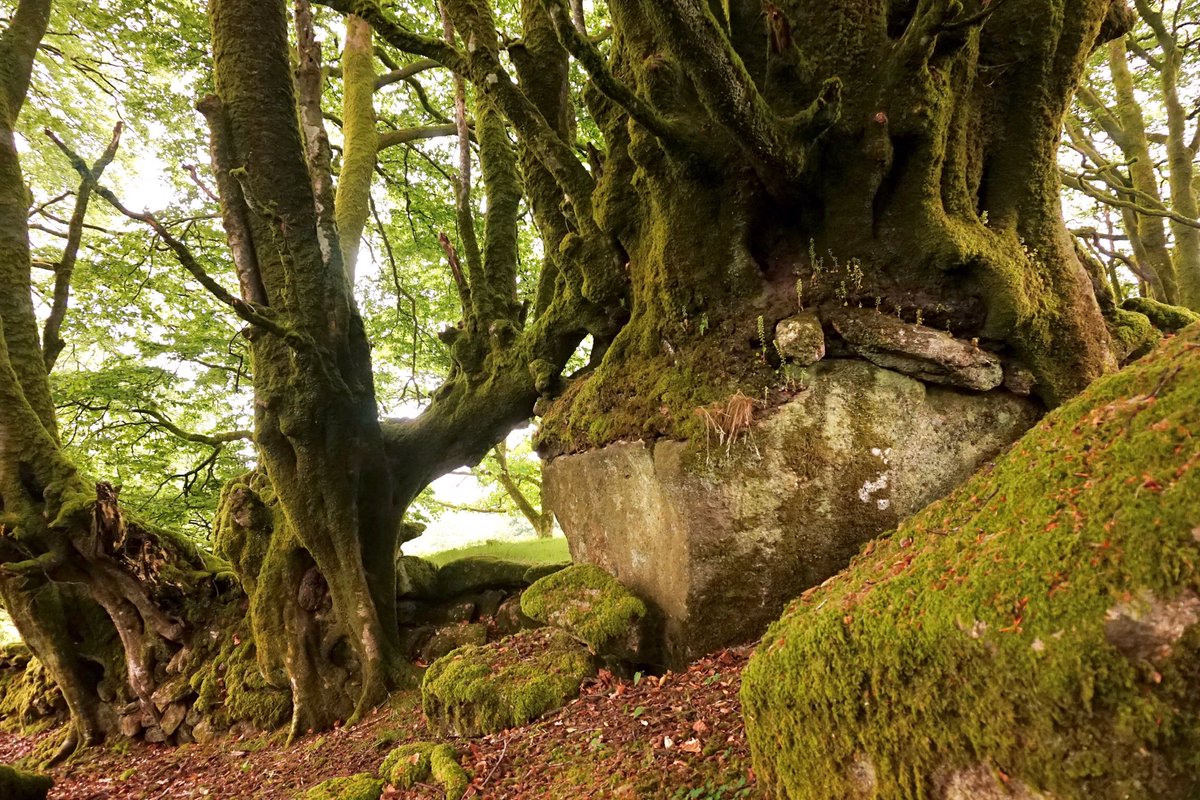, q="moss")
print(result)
[379,741,433,787]
[1122,296,1200,333]
[396,555,439,599]
[0,657,63,733]
[422,628,595,736]
[189,611,290,732]
[0,764,52,800]
[522,561,570,584]
[741,325,1200,799]
[300,772,383,800]
[1107,307,1161,361]
[521,565,647,653]
[378,742,467,799]
[429,744,468,800]
[435,556,531,597]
